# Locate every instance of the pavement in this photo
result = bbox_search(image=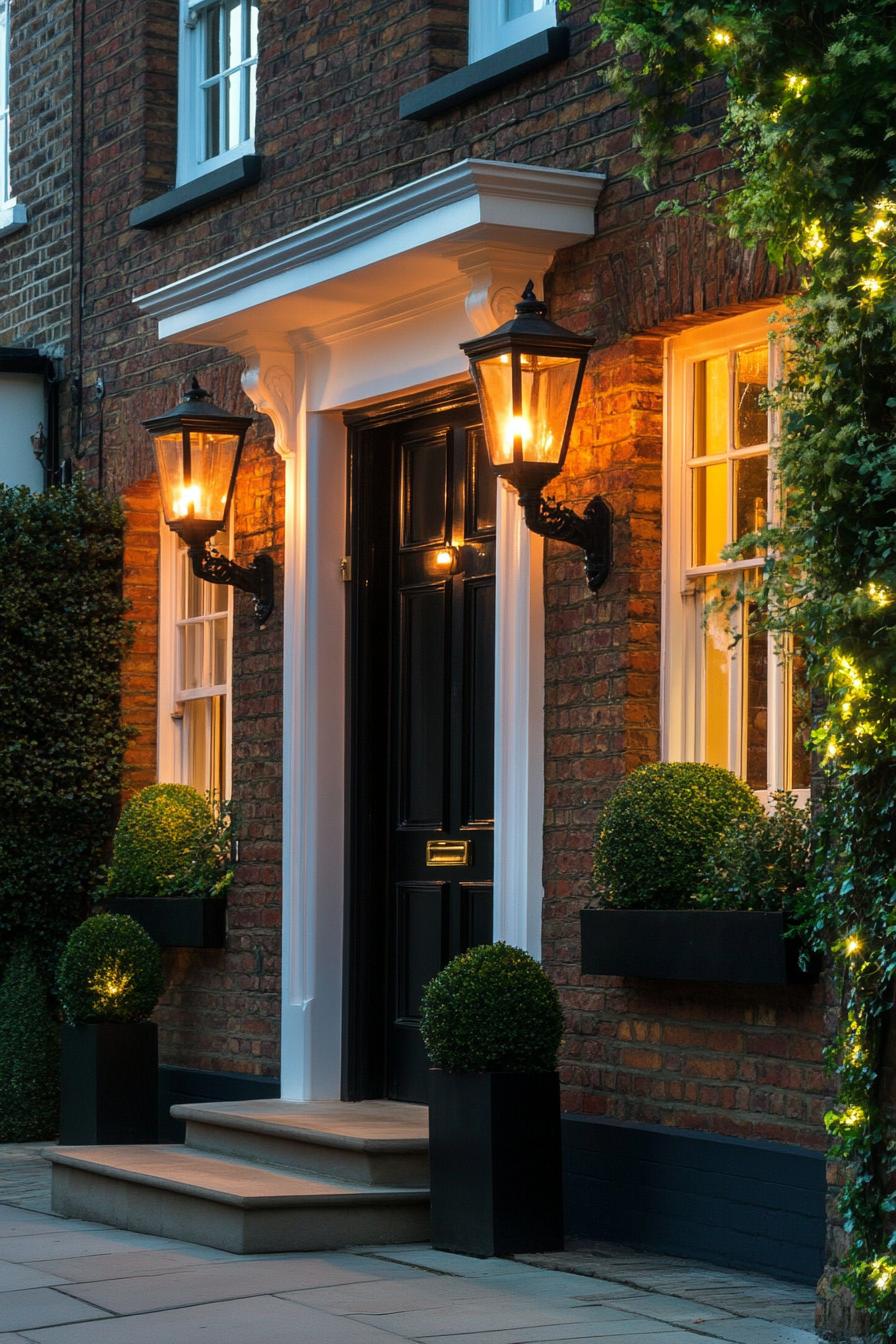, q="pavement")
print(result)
[0,1143,822,1344]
